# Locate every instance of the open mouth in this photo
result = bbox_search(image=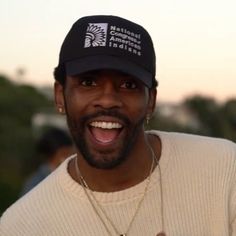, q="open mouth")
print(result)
[89,121,123,144]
